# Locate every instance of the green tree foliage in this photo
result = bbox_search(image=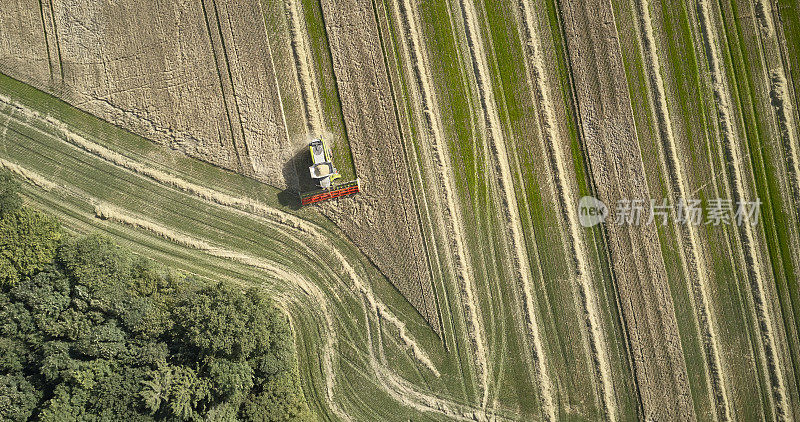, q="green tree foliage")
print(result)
[0,208,62,287]
[0,170,22,217]
[0,180,311,421]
